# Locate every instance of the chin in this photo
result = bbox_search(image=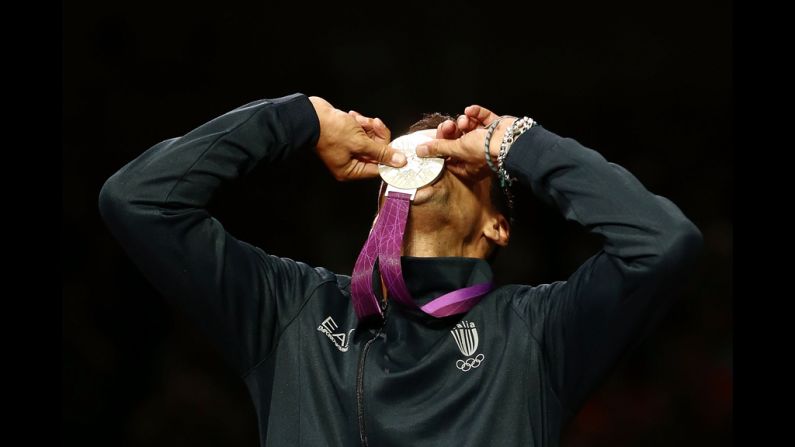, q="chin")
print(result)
[410,185,436,205]
[410,171,448,206]
[379,170,448,208]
